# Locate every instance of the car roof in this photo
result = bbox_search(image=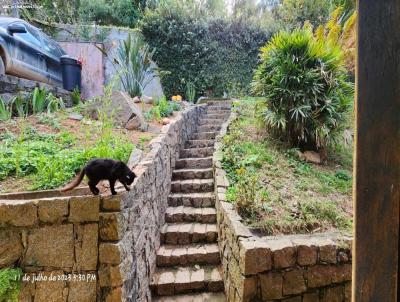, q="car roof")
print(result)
[0,16,24,24]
